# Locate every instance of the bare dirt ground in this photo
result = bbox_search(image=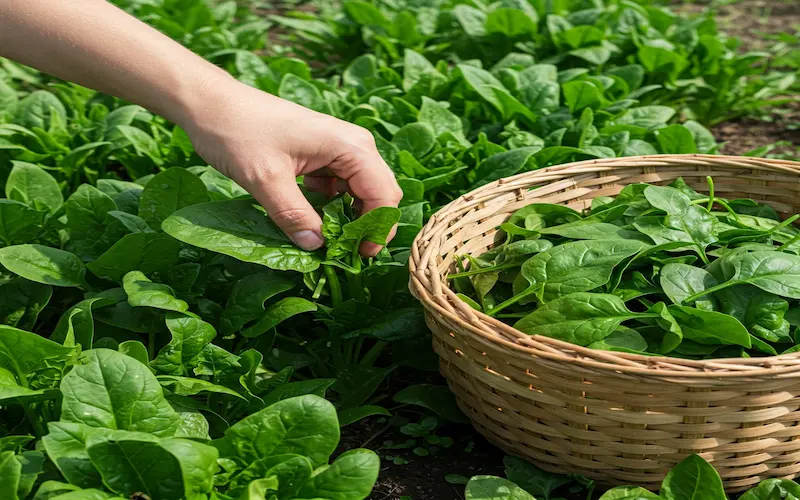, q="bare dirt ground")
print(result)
[677,0,799,158]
